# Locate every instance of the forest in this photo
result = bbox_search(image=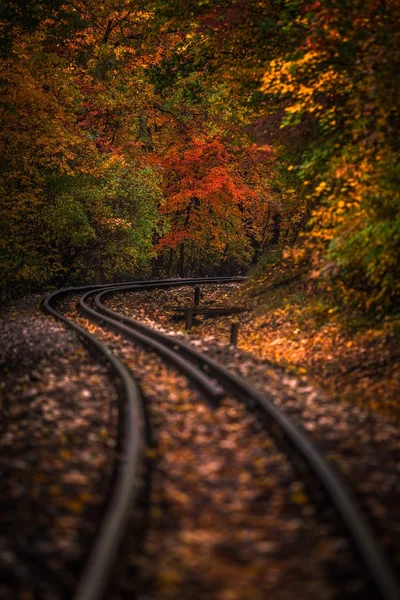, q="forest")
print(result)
[1,0,399,314]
